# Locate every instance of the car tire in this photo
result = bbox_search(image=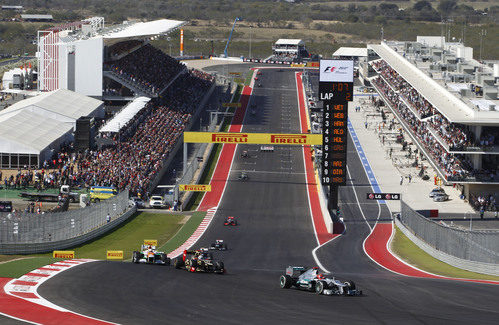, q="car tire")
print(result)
[280,275,292,289]
[344,280,356,291]
[215,261,224,274]
[160,253,170,265]
[173,258,183,269]
[315,281,325,294]
[132,251,140,263]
